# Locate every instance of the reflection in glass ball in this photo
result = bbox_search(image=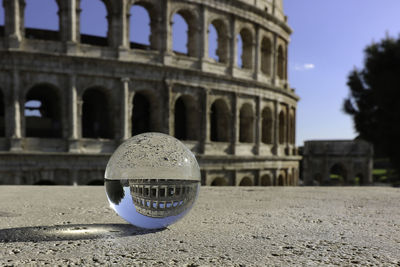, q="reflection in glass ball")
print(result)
[104,133,201,229]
